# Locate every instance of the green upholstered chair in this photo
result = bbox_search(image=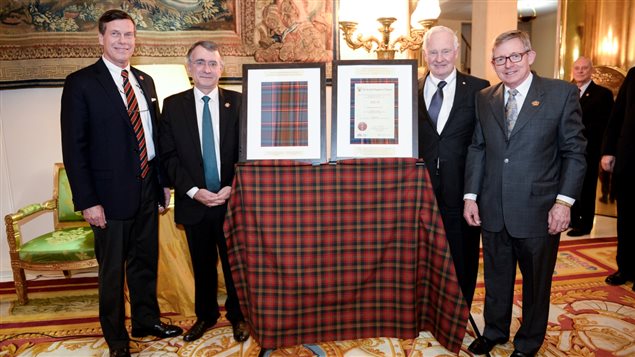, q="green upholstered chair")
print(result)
[4,163,97,305]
